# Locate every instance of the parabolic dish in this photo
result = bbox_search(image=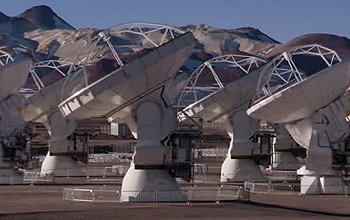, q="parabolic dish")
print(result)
[181,67,263,123]
[178,53,265,122]
[20,61,84,123]
[58,32,196,120]
[247,57,350,123]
